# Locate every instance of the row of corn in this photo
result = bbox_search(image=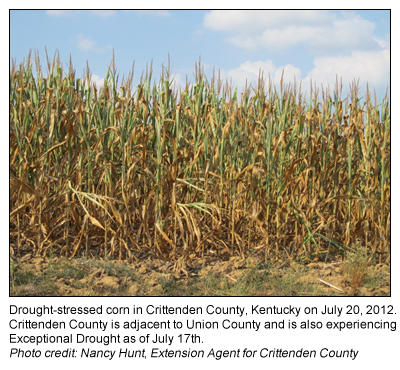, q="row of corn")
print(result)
[10,52,390,264]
